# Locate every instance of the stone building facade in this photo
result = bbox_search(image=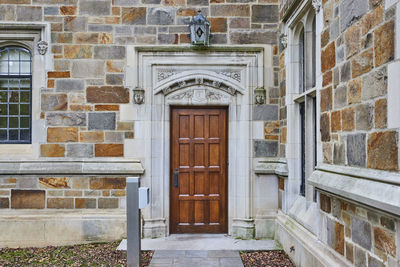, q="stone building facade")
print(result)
[0,0,399,266]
